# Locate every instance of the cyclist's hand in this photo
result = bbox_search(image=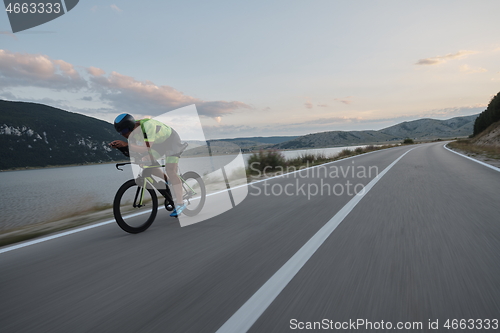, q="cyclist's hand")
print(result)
[110,140,127,148]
